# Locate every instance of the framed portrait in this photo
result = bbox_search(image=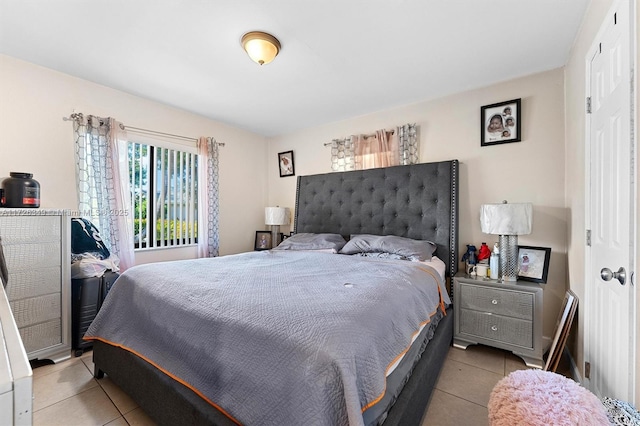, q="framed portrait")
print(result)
[254,231,272,251]
[278,150,295,177]
[481,98,521,146]
[544,290,577,372]
[517,245,551,283]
